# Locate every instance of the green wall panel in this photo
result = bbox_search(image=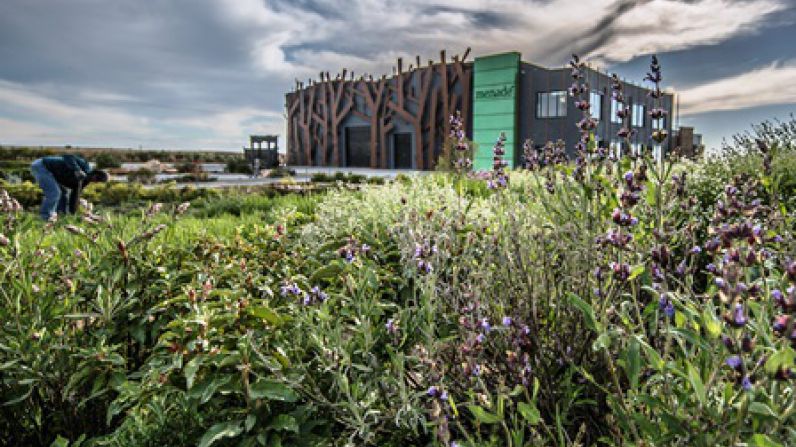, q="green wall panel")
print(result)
[472,52,520,171]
